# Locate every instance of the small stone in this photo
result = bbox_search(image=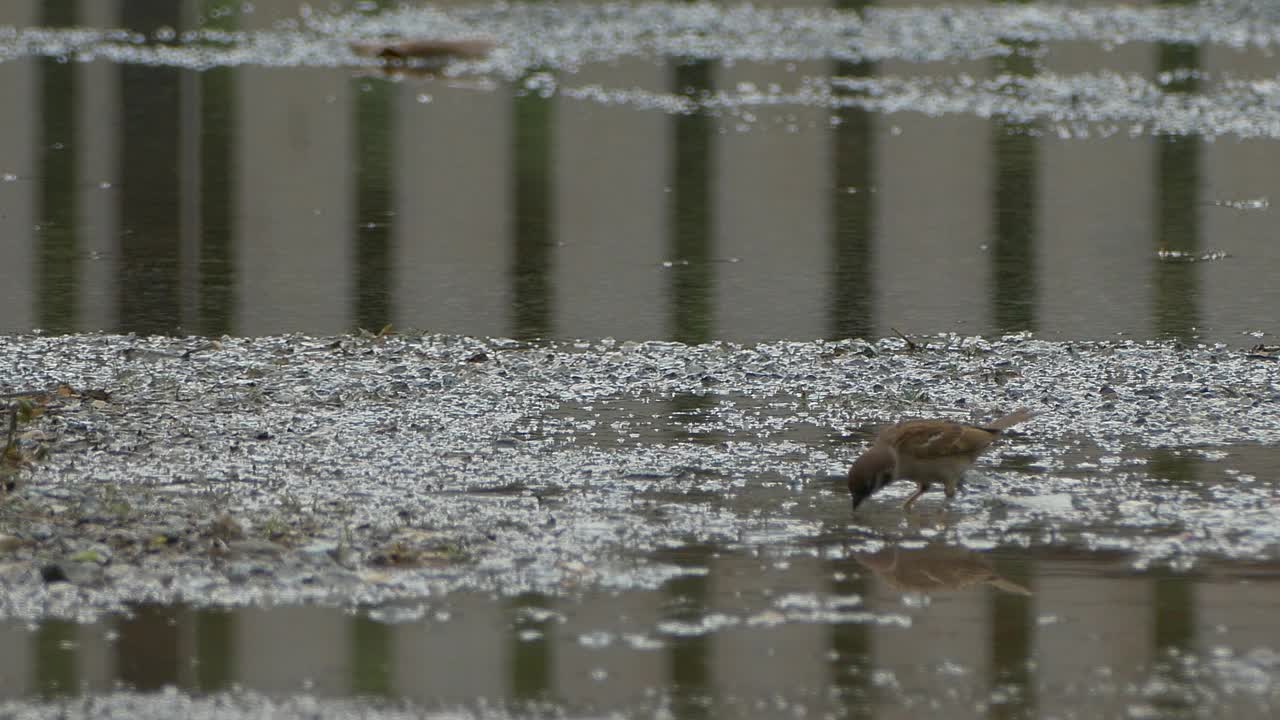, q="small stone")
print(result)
[26,524,54,541]
[68,545,111,565]
[41,561,102,586]
[225,562,255,583]
[298,540,338,561]
[40,563,70,583]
